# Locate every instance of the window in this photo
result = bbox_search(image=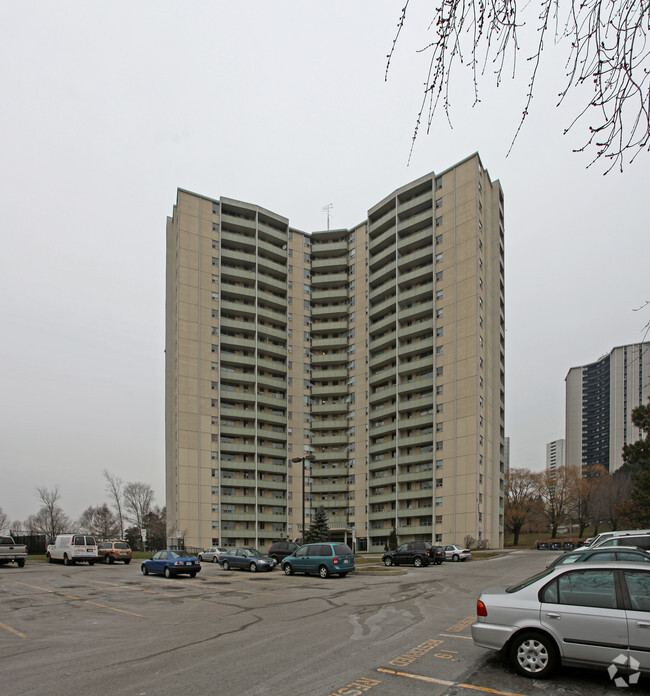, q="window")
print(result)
[435,234,443,245]
[542,569,617,608]
[436,385,443,395]
[436,327,443,337]
[436,308,443,319]
[435,253,443,264]
[435,217,443,227]
[436,366,443,376]
[436,290,443,300]
[436,271,443,282]
[435,198,442,209]
[435,177,442,190]
[436,346,443,355]
[623,570,650,611]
